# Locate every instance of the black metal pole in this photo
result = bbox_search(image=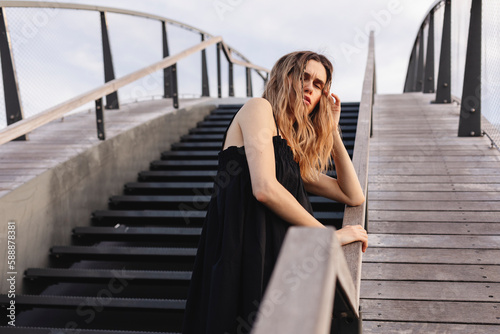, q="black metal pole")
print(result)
[458,0,482,137]
[100,12,119,109]
[228,61,234,97]
[0,7,26,140]
[246,67,253,97]
[435,0,452,103]
[217,43,222,98]
[415,28,425,92]
[404,40,418,92]
[423,12,435,93]
[162,21,173,99]
[201,34,210,97]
